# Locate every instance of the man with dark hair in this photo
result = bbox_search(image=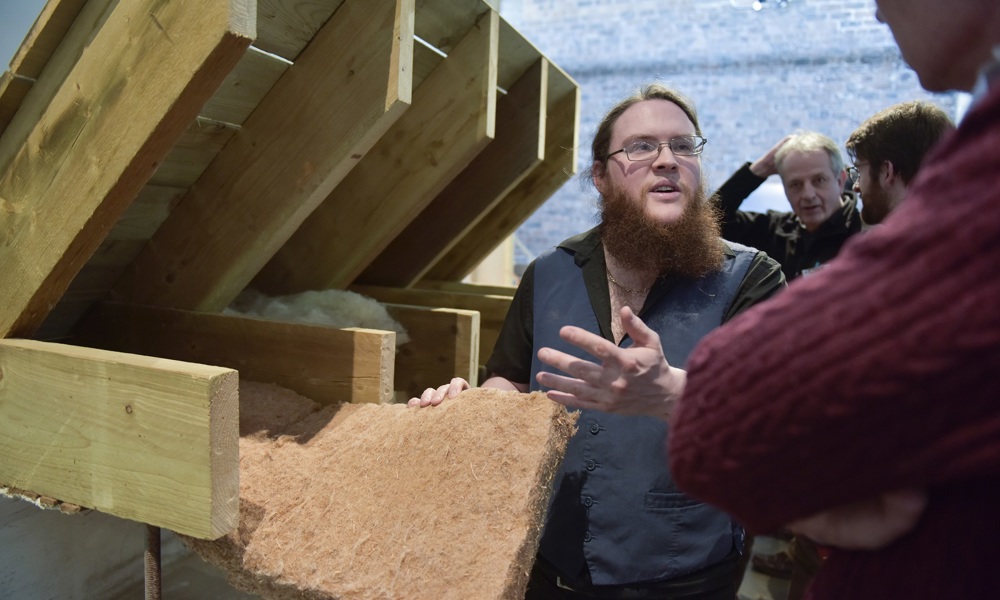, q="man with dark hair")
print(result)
[410,83,784,599]
[712,131,861,280]
[534,1,1000,598]
[846,100,955,225]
